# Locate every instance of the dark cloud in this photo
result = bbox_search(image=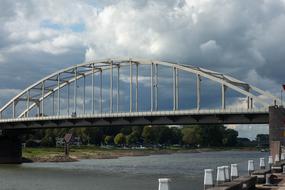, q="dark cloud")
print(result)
[0,0,284,137]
